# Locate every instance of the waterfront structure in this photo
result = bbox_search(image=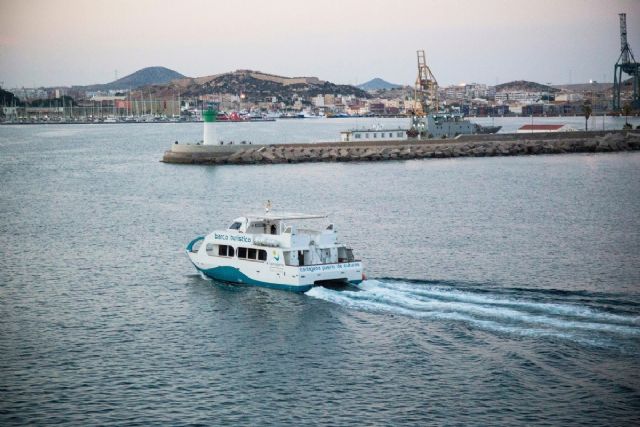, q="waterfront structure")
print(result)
[517,124,577,133]
[340,128,407,142]
[202,108,218,144]
[163,130,639,165]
